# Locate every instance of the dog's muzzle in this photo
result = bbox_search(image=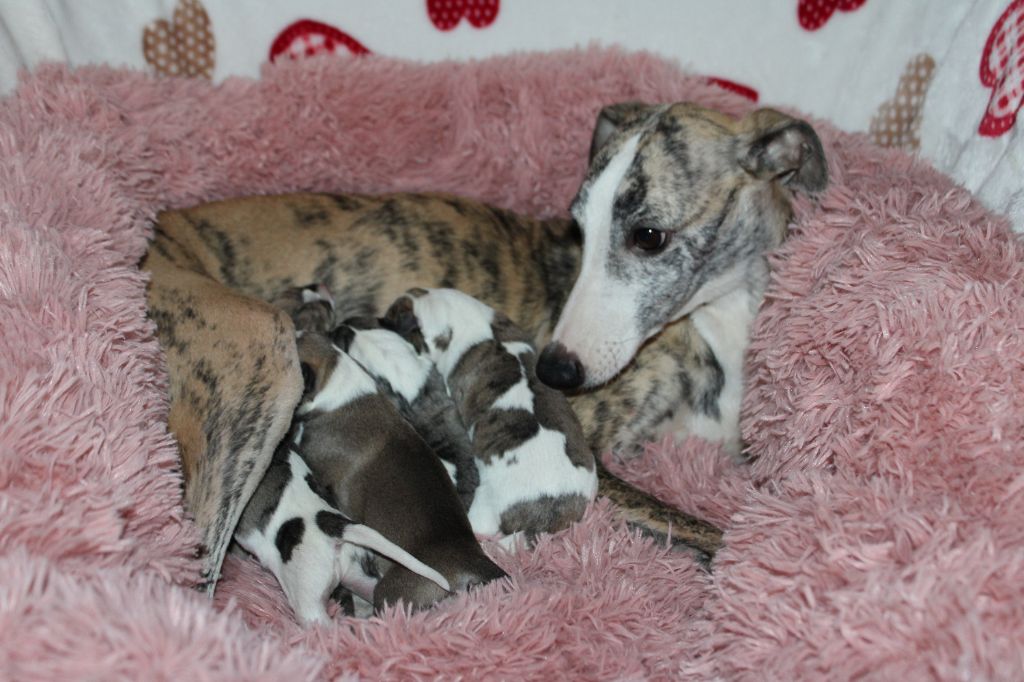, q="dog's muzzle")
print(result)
[536,342,585,390]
